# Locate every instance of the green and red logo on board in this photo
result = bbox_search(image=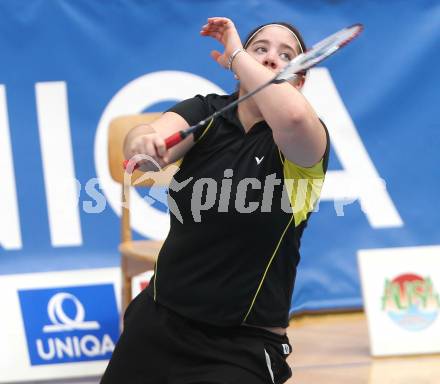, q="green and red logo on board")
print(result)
[381,273,440,331]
